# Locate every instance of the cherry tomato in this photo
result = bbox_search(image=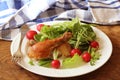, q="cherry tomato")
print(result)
[82,52,91,62]
[51,60,60,69]
[26,30,37,40]
[90,41,99,48]
[70,49,82,57]
[36,24,44,31]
